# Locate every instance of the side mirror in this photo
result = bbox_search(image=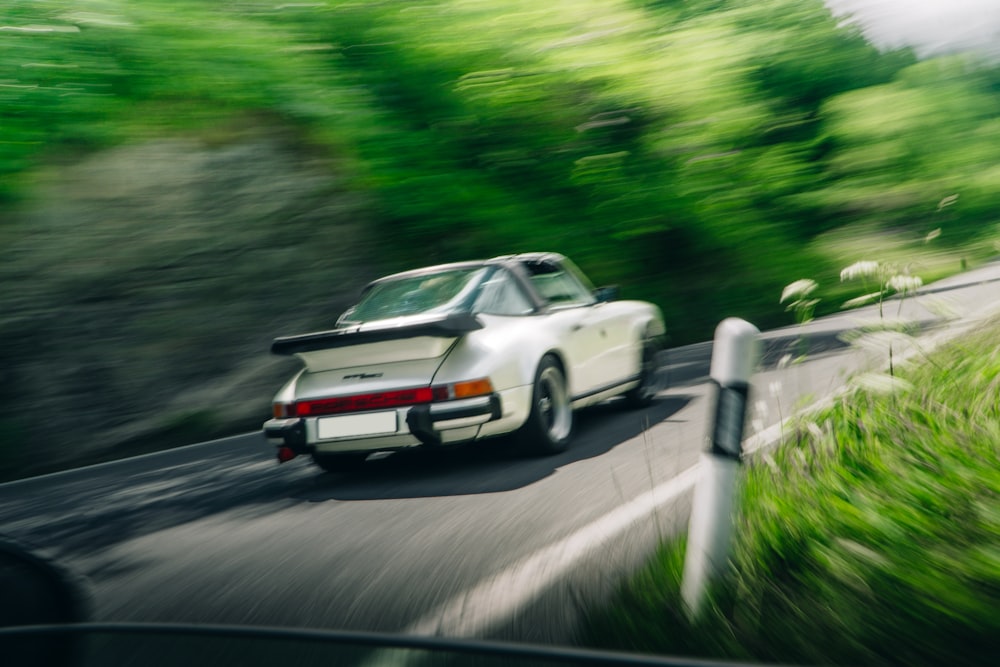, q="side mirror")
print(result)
[593,285,619,303]
[0,537,89,627]
[0,537,89,666]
